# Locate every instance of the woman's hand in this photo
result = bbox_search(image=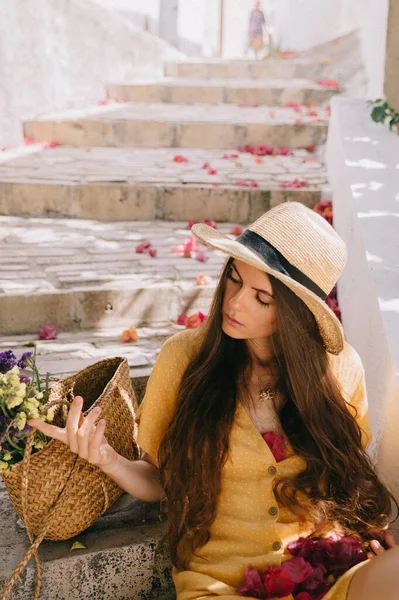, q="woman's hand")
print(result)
[366,528,397,559]
[27,395,118,472]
